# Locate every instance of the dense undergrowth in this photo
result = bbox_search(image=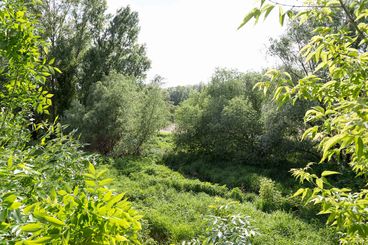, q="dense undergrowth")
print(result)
[100,133,337,244]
